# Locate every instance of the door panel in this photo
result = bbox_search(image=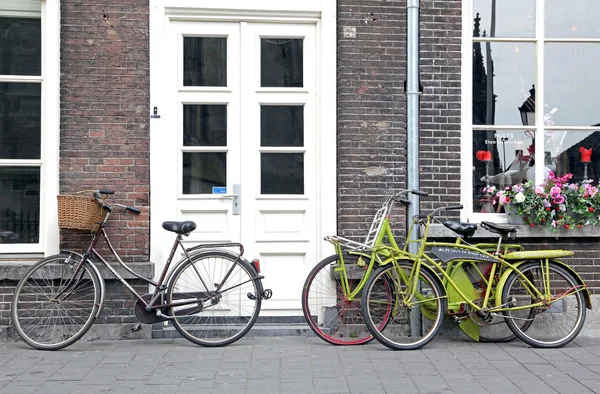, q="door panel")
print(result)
[240,23,316,313]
